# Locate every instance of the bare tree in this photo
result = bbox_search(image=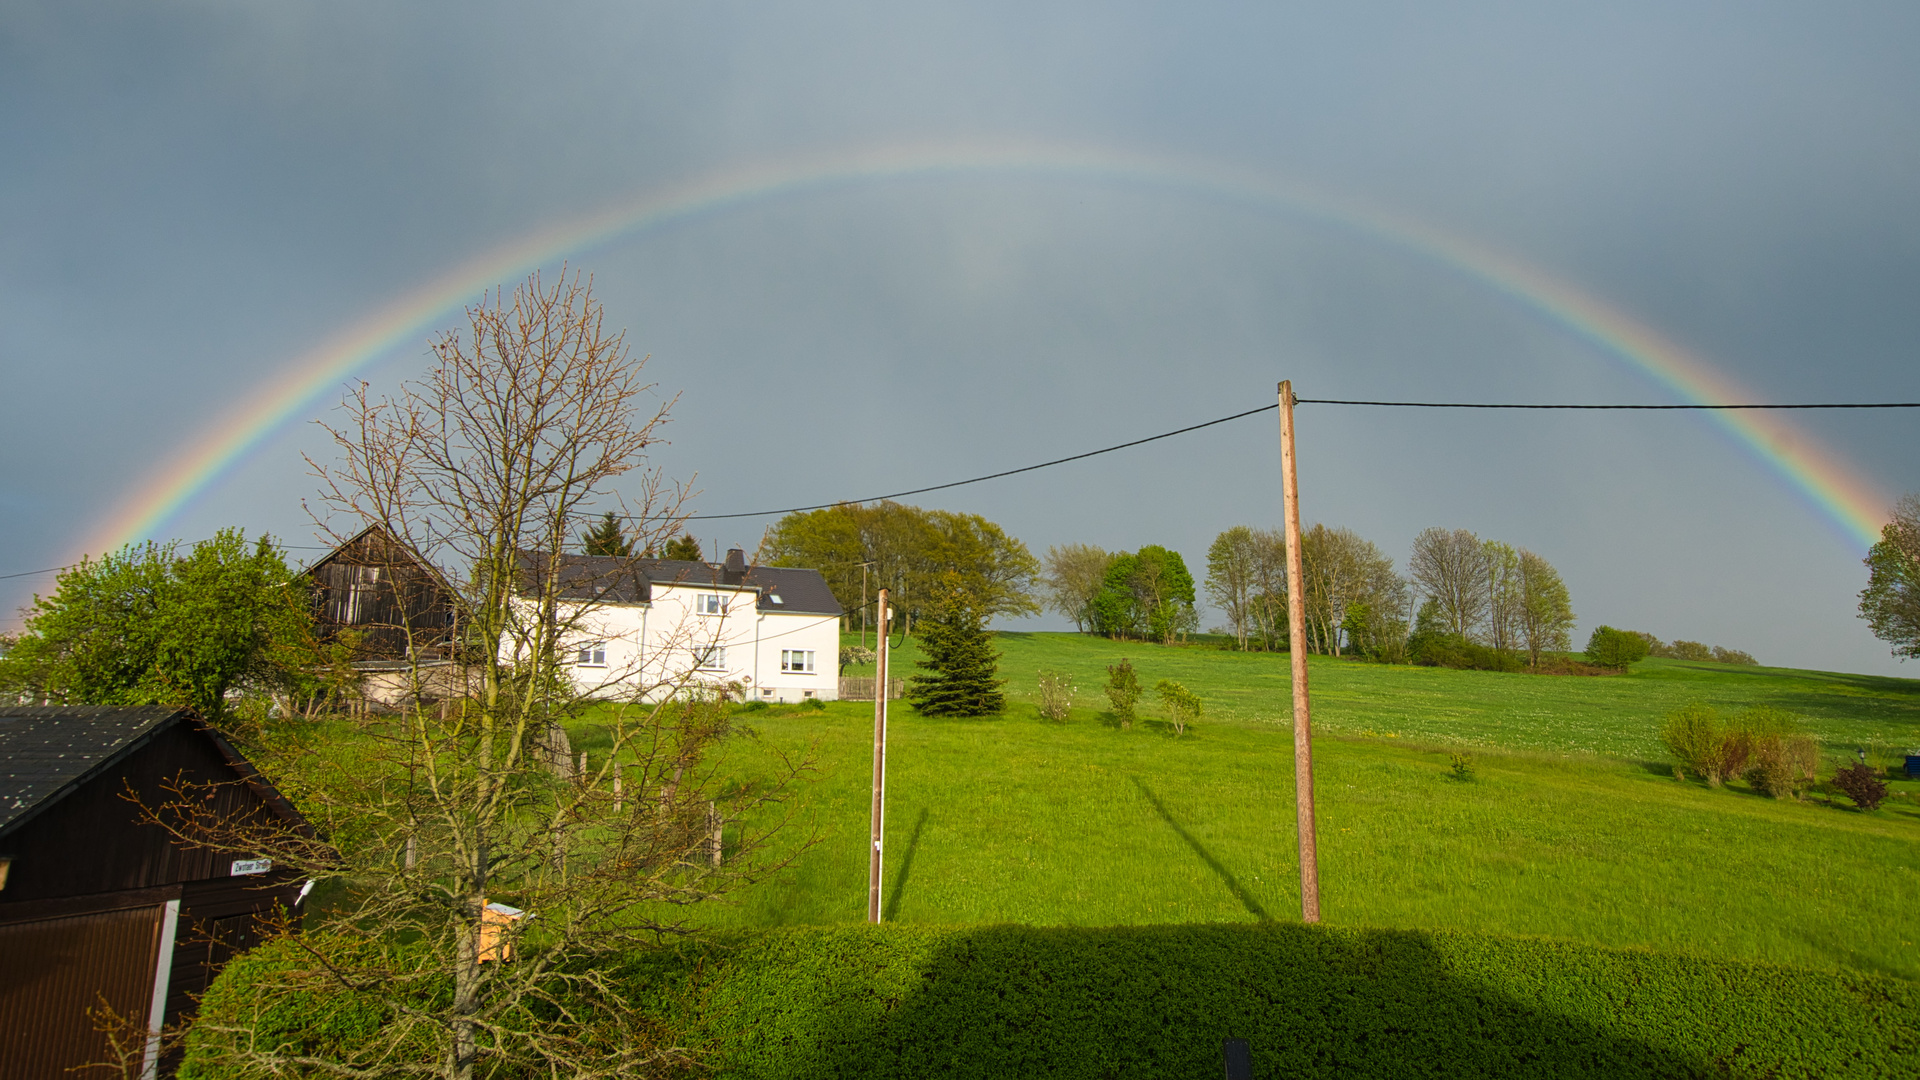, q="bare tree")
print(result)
[1482,540,1523,654]
[163,270,804,1079]
[1299,524,1403,657]
[1245,528,1289,651]
[1516,548,1576,668]
[1040,543,1112,632]
[1408,527,1492,641]
[1205,527,1259,650]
